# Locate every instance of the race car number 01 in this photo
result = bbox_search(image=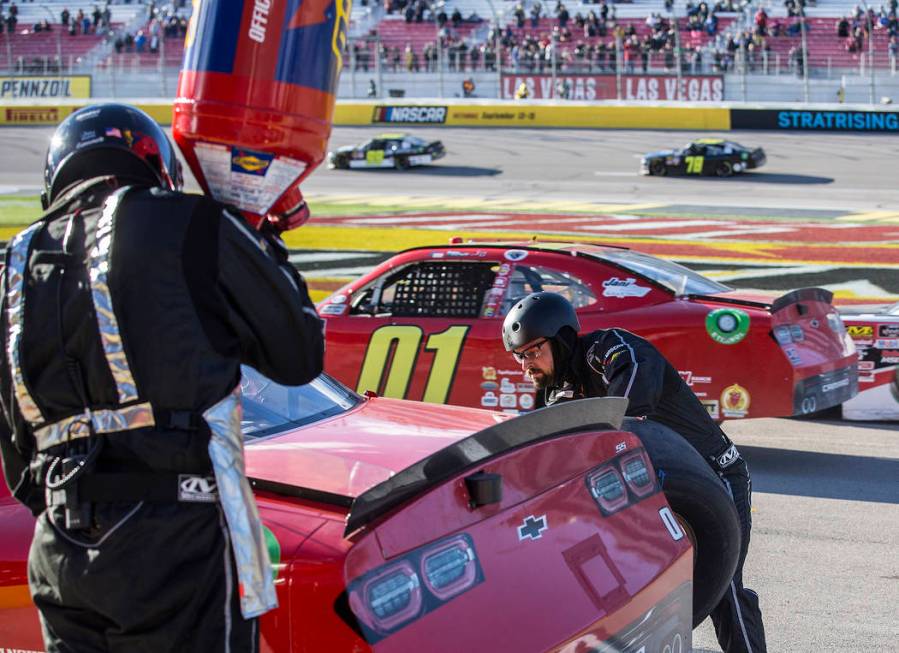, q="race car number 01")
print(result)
[685,156,704,174]
[356,325,469,403]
